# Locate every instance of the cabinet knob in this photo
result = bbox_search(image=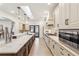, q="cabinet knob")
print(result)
[60,47,64,51]
[53,45,55,49]
[68,54,71,56]
[60,51,64,55]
